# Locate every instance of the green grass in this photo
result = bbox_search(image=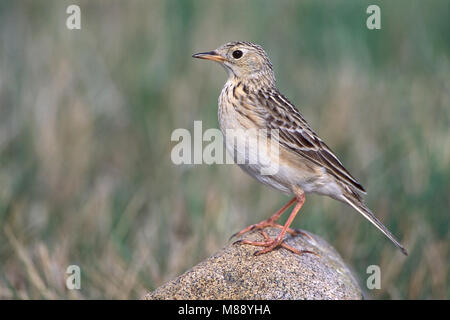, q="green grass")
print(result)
[0,0,448,299]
